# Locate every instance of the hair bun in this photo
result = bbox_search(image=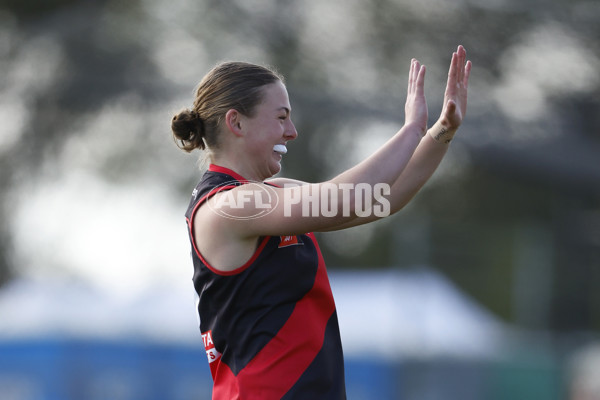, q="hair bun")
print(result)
[171,109,205,151]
